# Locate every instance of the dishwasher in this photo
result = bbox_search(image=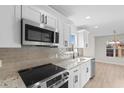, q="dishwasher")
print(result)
[90,58,95,79]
